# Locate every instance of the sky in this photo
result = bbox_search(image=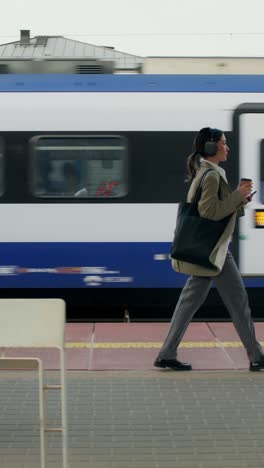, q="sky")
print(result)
[1,0,264,57]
